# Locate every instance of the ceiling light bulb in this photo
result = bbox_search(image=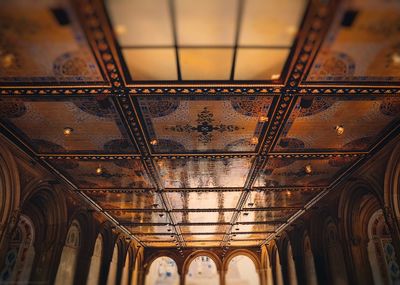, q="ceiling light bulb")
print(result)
[335,125,345,136]
[2,53,15,68]
[63,127,73,136]
[271,74,280,80]
[250,137,259,145]
[305,164,312,174]
[150,139,158,145]
[259,116,269,123]
[96,166,103,175]
[392,52,400,64]
[247,202,254,207]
